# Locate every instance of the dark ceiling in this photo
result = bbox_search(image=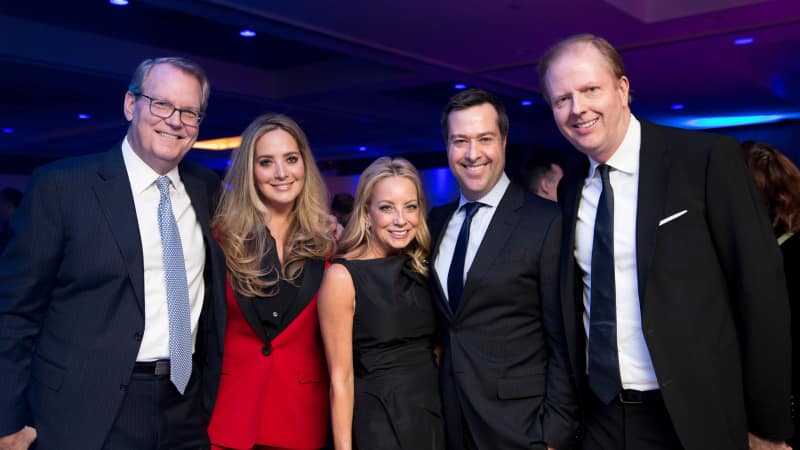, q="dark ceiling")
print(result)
[1,0,799,175]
